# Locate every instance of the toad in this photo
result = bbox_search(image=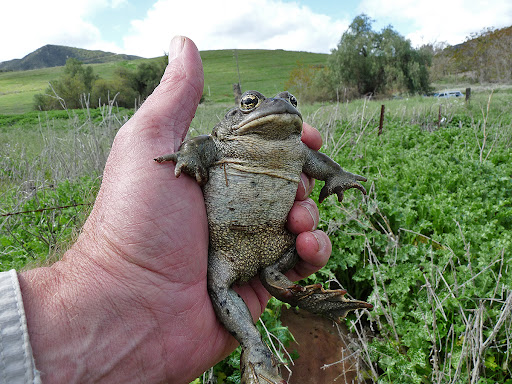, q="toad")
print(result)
[155,90,372,383]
